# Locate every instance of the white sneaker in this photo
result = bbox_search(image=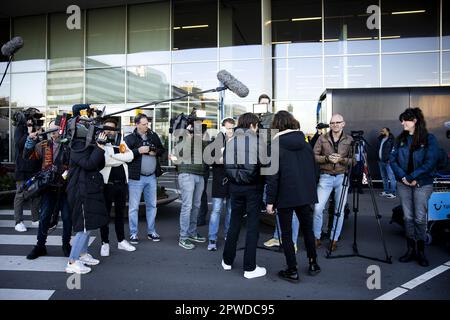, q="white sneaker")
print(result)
[221,259,232,270]
[65,260,91,274]
[100,243,110,257]
[379,191,388,197]
[14,222,27,232]
[244,266,267,279]
[79,253,100,266]
[118,240,136,252]
[31,221,39,227]
[386,193,397,199]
